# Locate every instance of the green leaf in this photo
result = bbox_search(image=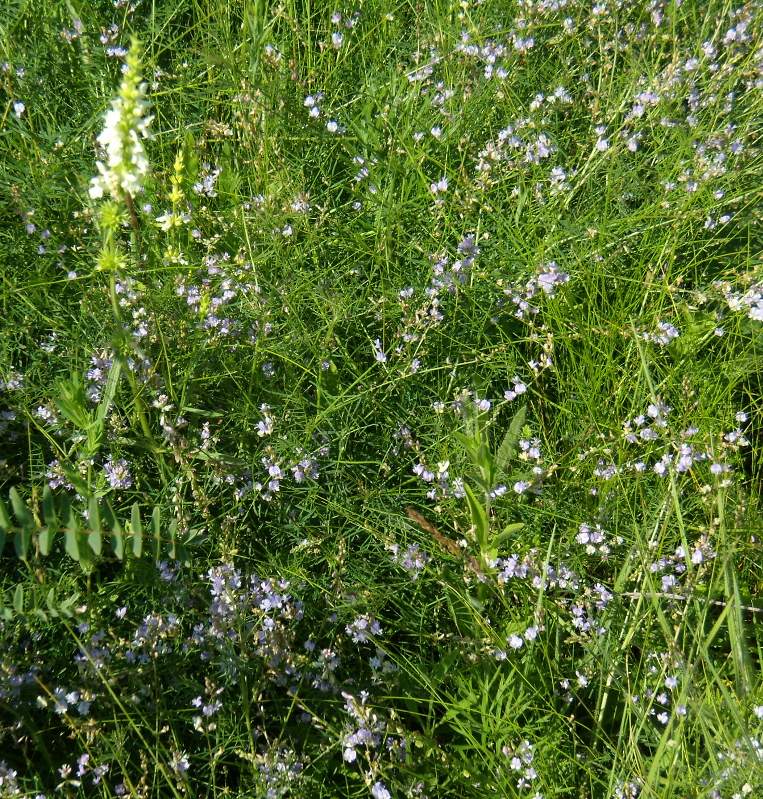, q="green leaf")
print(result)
[95,359,122,429]
[453,432,479,463]
[87,497,102,557]
[182,130,200,187]
[65,507,81,562]
[54,373,91,430]
[9,487,31,526]
[39,485,57,556]
[725,555,754,696]
[130,503,143,558]
[463,483,490,552]
[38,525,54,557]
[12,584,24,614]
[111,508,125,560]
[466,593,485,612]
[494,522,524,548]
[0,497,10,553]
[54,591,79,619]
[496,405,526,472]
[167,519,178,560]
[152,505,161,560]
[174,540,188,566]
[9,488,33,560]
[46,588,59,618]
